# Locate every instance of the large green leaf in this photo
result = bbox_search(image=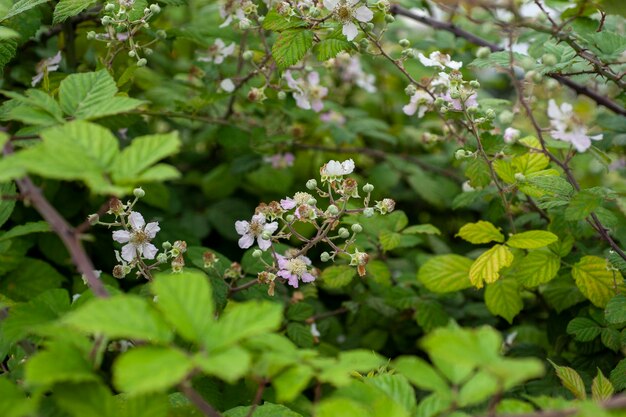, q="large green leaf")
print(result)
[63,295,173,343]
[194,346,251,384]
[469,244,514,288]
[550,361,586,400]
[605,294,626,324]
[53,0,96,23]
[484,278,523,323]
[393,356,449,394]
[514,250,560,287]
[272,30,313,69]
[113,346,194,394]
[151,271,214,343]
[456,221,504,244]
[25,338,98,387]
[59,70,143,119]
[506,231,558,249]
[0,0,47,22]
[572,256,623,308]
[0,376,36,417]
[566,317,601,342]
[417,254,473,293]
